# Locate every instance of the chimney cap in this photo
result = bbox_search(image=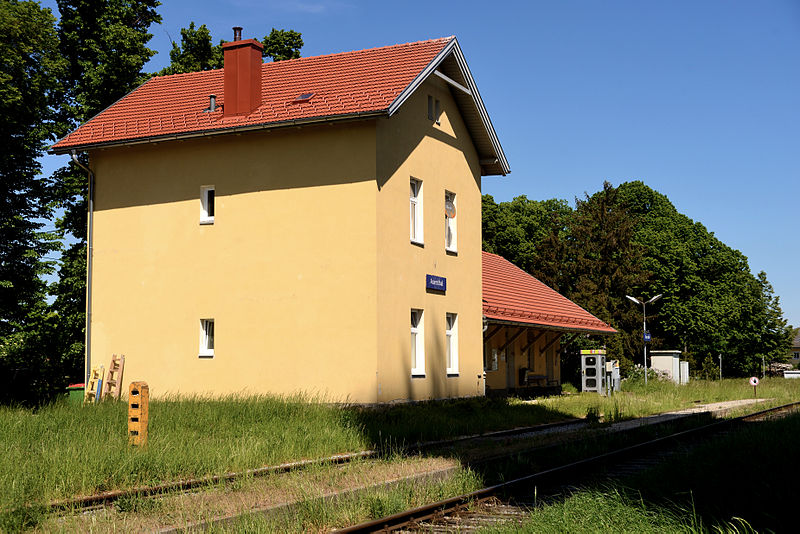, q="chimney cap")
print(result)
[233,26,242,41]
